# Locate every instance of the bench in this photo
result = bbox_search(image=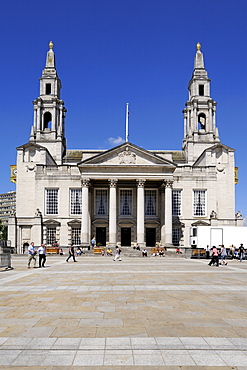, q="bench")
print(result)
[46,247,59,254]
[151,247,165,255]
[93,247,105,254]
[191,249,206,258]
